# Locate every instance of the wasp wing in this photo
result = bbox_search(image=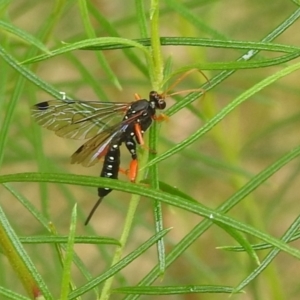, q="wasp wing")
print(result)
[70,123,129,167]
[70,109,147,167]
[31,99,129,140]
